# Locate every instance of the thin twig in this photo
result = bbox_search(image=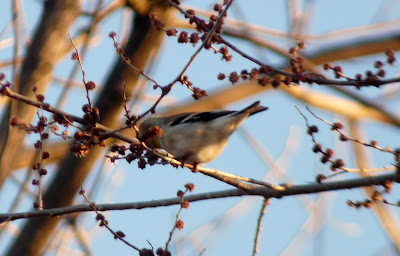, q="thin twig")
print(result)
[80,189,141,252]
[56,0,105,113]
[252,199,270,256]
[132,0,235,121]
[296,106,397,180]
[171,1,400,88]
[33,106,46,210]
[165,188,188,252]
[68,34,93,109]
[306,106,396,154]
